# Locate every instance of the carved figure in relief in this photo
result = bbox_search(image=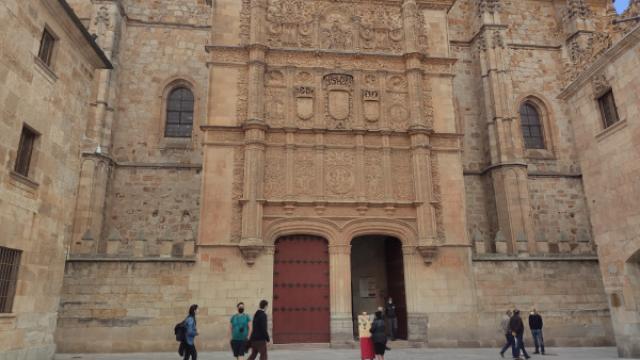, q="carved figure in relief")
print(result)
[266,0,314,47]
[294,151,316,195]
[356,6,403,52]
[320,10,354,50]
